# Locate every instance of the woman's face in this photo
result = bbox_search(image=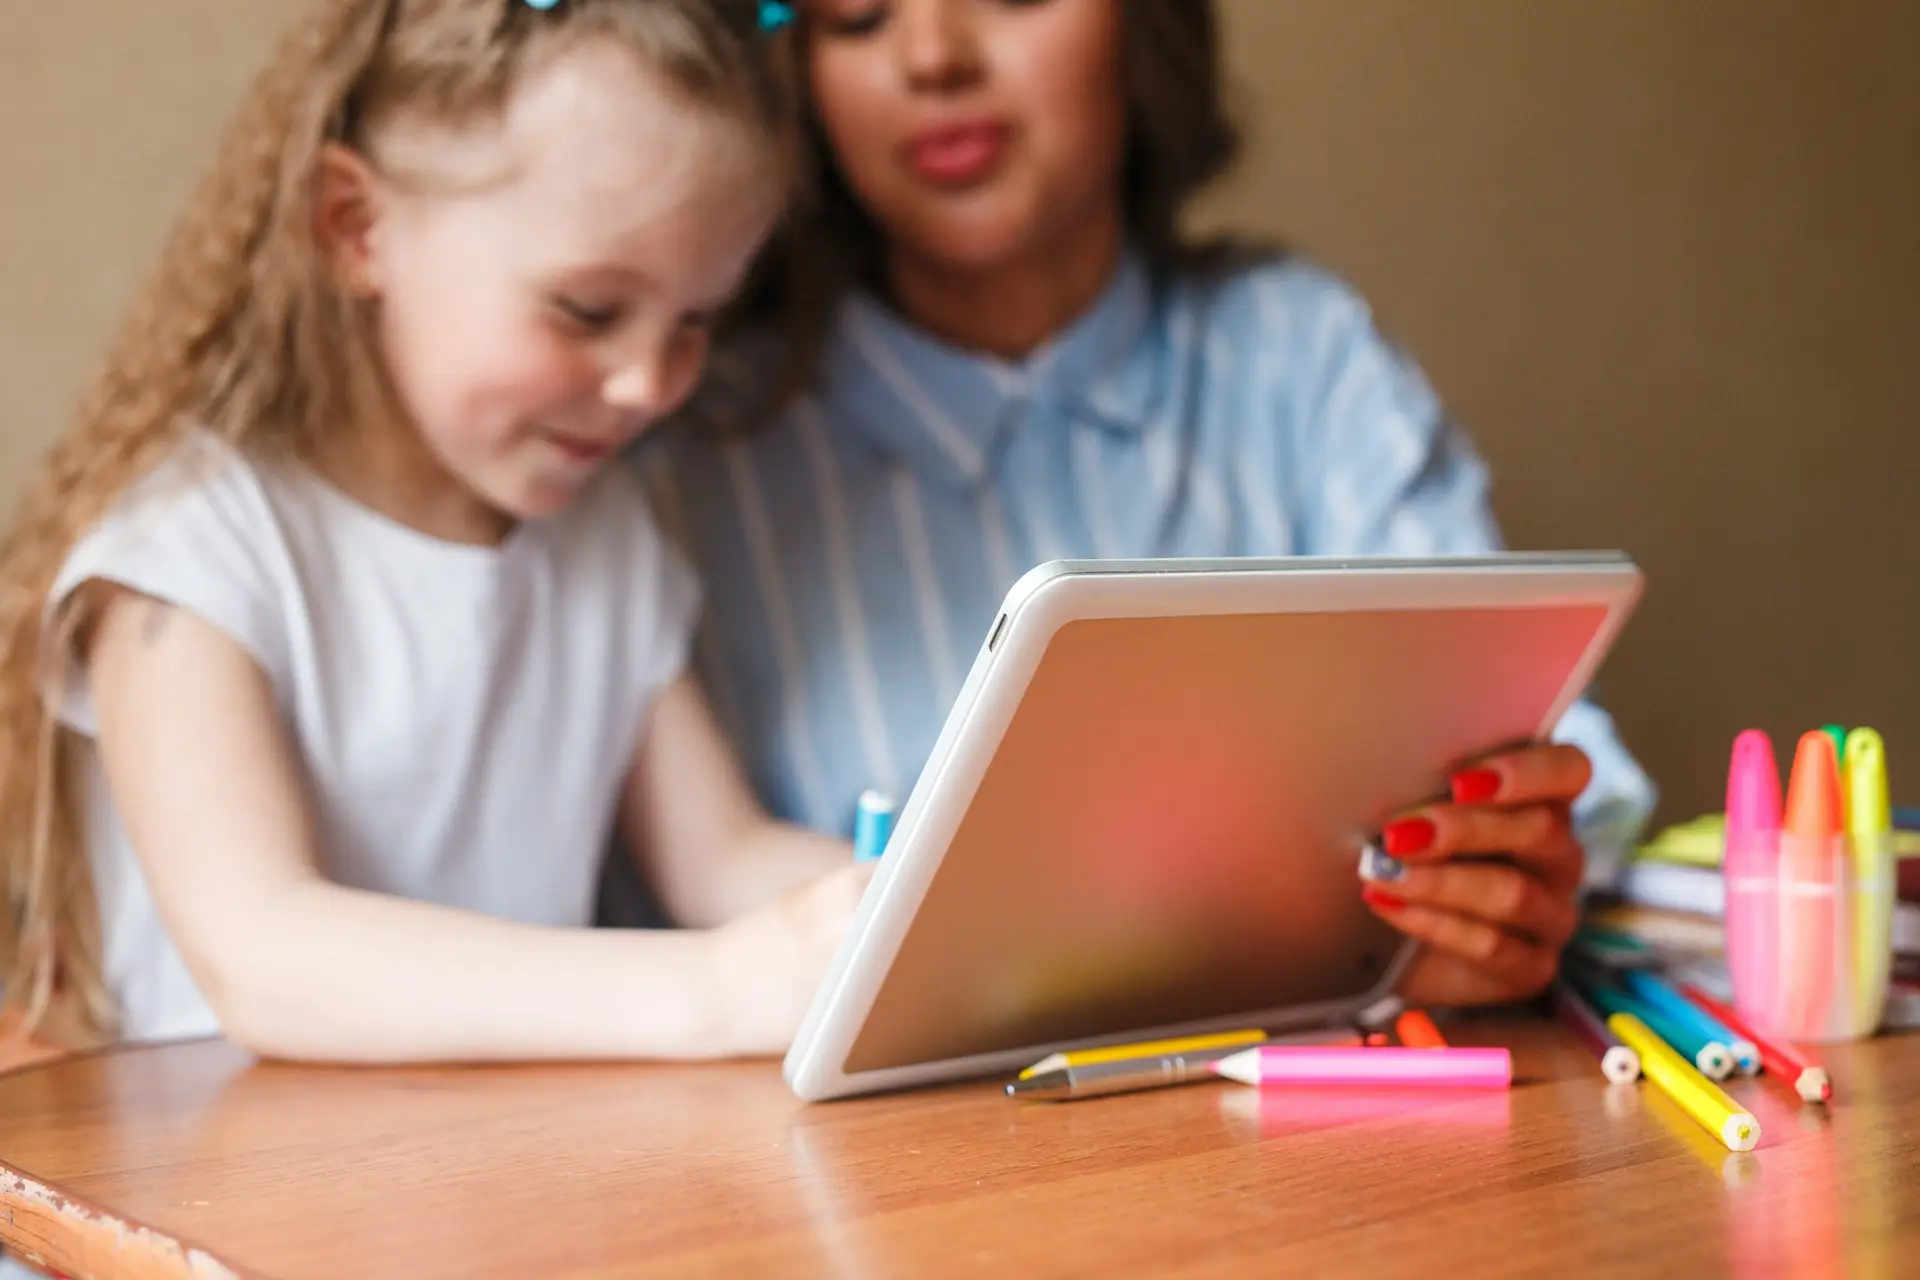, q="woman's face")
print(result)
[806,0,1127,276]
